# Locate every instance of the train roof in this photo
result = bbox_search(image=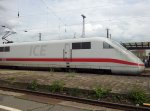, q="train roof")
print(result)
[0,37,111,46]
